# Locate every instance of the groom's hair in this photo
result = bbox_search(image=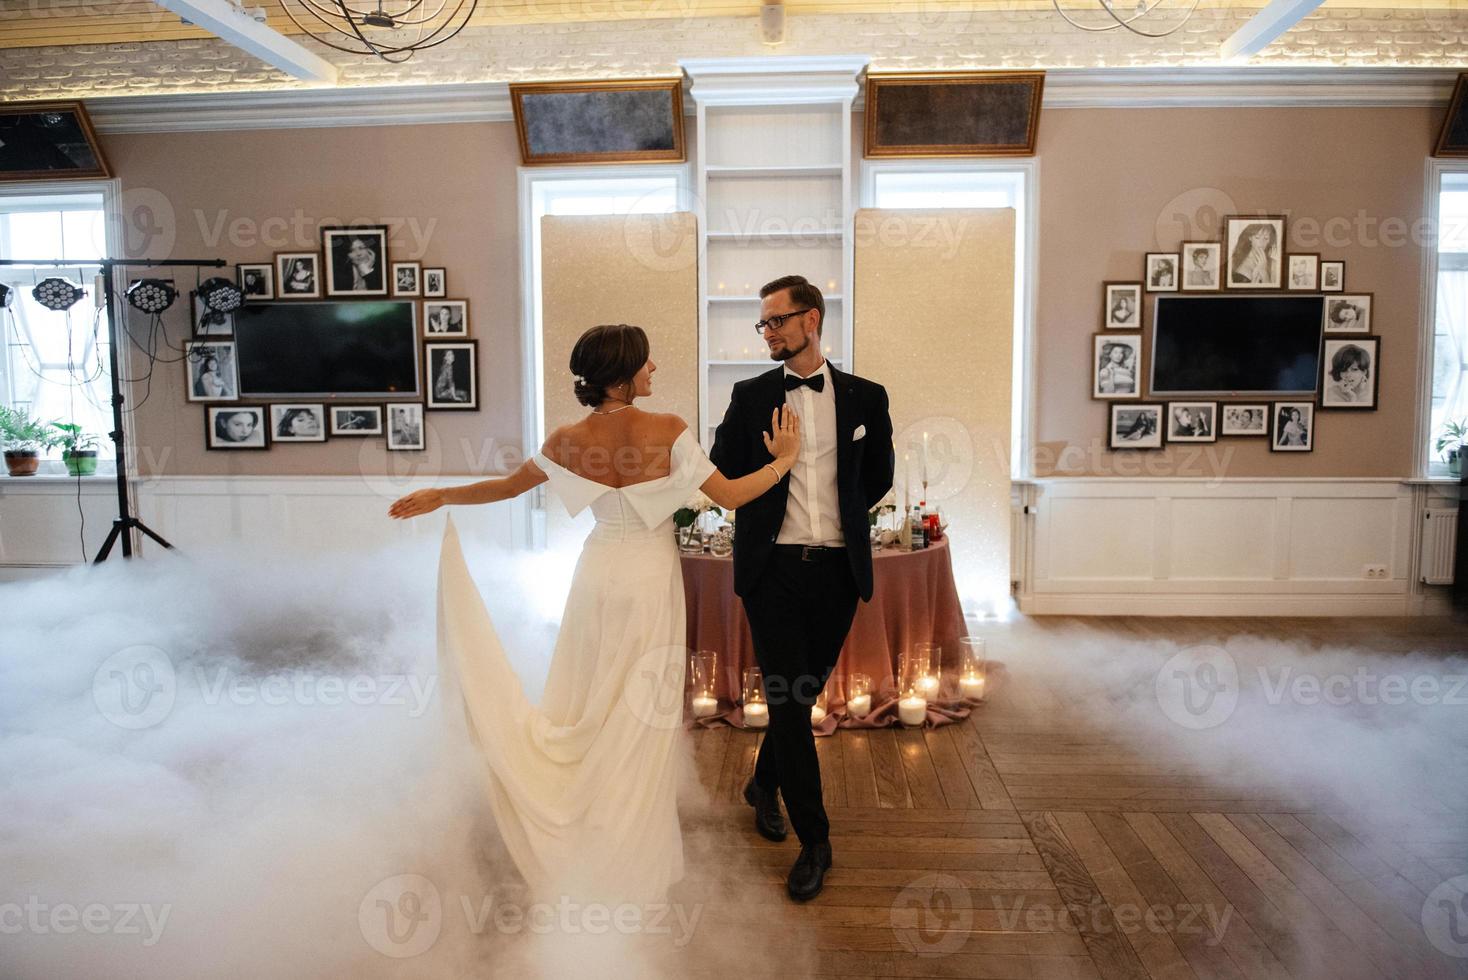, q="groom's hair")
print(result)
[759,275,825,336]
[569,323,650,407]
